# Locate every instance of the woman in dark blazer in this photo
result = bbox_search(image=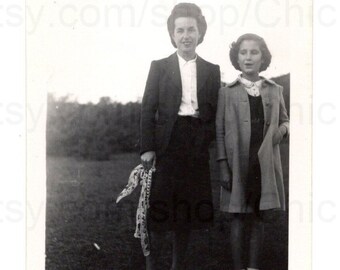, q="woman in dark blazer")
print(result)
[216,33,289,270]
[140,3,220,270]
